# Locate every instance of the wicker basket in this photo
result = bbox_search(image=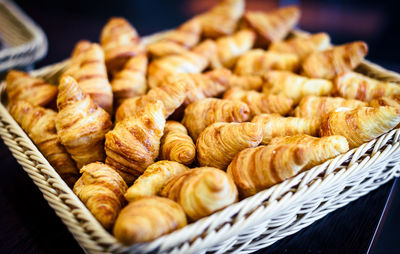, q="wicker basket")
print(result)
[1,32,400,254]
[0,0,47,72]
